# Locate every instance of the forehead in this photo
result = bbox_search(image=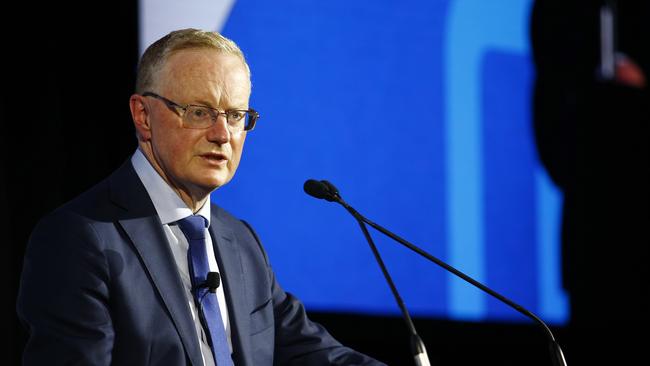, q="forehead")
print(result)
[156,48,251,99]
